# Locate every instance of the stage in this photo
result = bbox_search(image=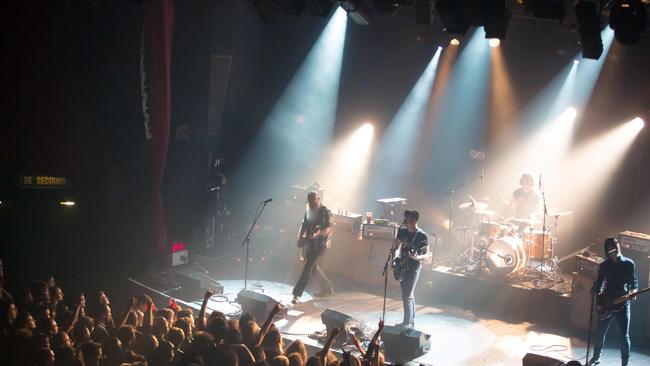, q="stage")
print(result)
[128,276,650,366]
